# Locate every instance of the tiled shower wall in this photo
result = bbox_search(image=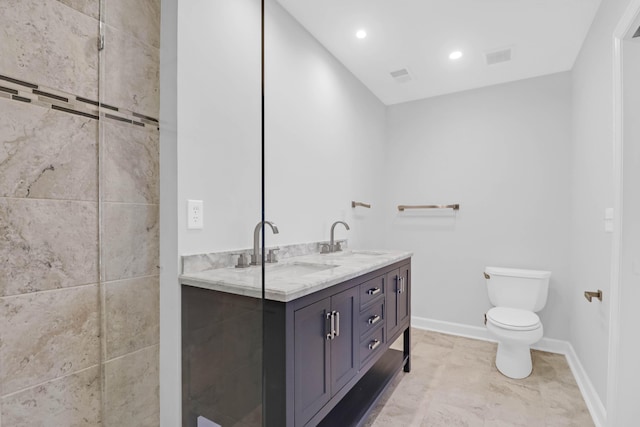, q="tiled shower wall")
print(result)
[0,1,160,425]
